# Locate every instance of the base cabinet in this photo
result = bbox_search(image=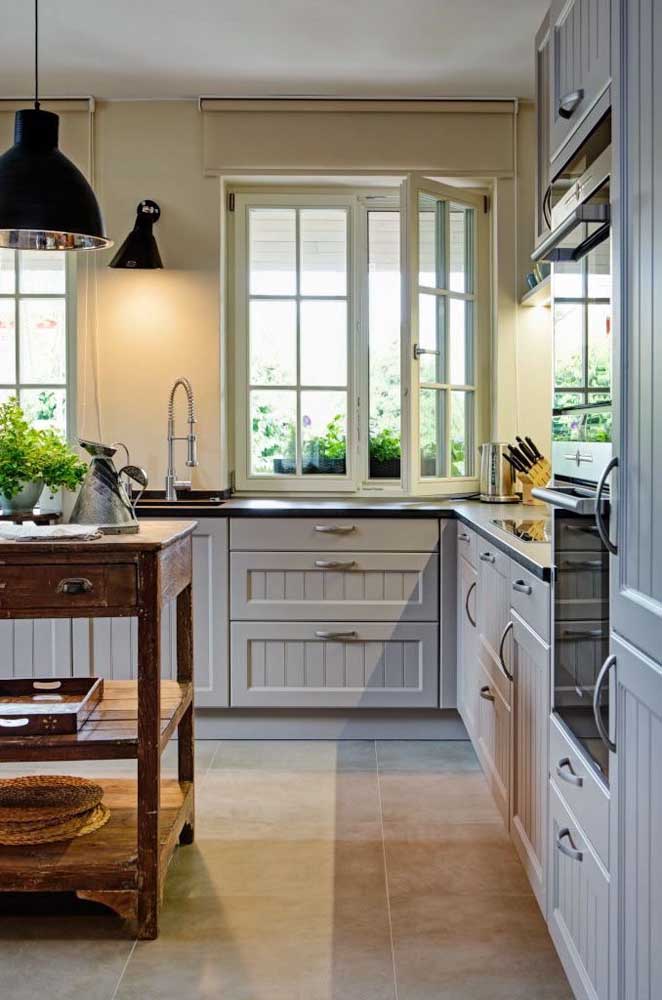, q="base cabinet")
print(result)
[548,781,609,1000]
[476,655,512,827]
[456,553,478,739]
